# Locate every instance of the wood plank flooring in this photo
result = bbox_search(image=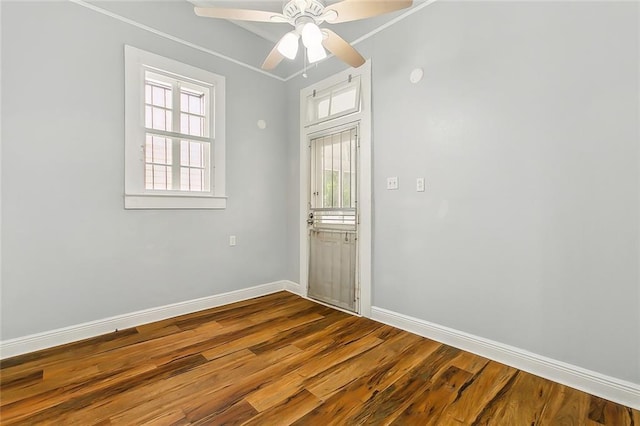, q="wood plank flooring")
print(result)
[1,291,638,425]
